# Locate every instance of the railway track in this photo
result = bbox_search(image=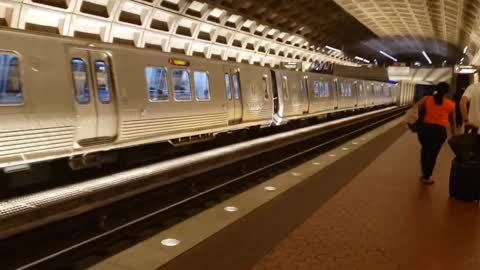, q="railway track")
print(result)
[0,106,407,270]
